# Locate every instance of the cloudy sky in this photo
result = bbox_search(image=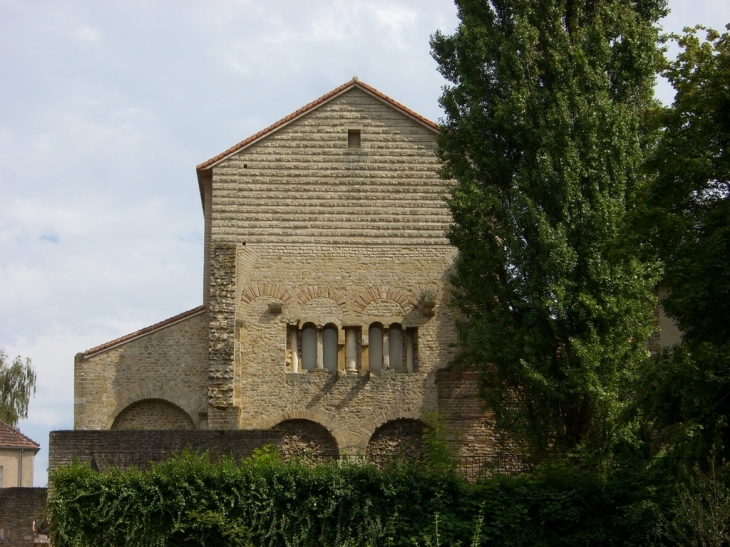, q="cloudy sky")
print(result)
[2,0,728,486]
